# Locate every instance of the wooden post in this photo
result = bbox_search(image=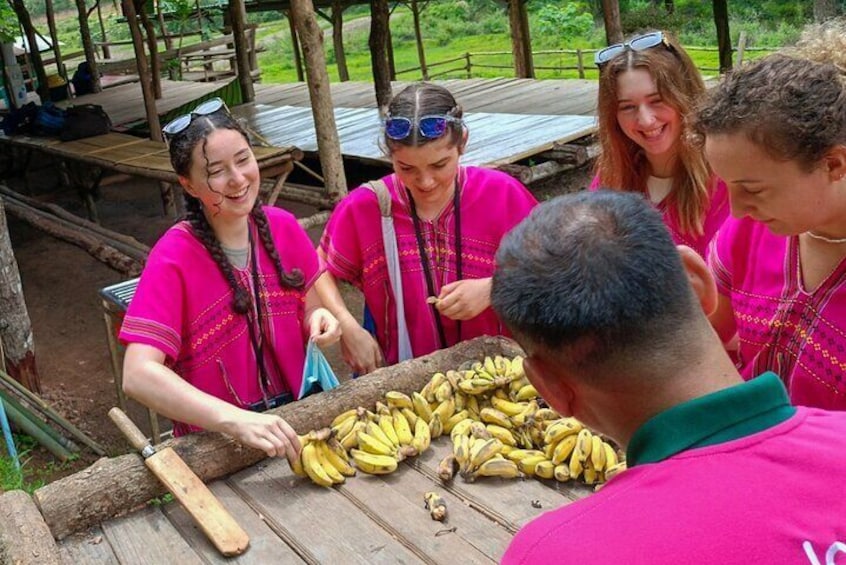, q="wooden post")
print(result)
[576,49,584,78]
[96,0,111,59]
[411,0,428,80]
[230,0,255,102]
[45,0,65,81]
[289,0,348,202]
[331,0,349,81]
[369,0,392,112]
[507,0,534,78]
[465,51,471,78]
[0,198,41,394]
[122,0,163,142]
[138,2,162,99]
[75,0,102,92]
[285,10,305,82]
[735,30,747,66]
[601,0,623,44]
[11,0,50,101]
